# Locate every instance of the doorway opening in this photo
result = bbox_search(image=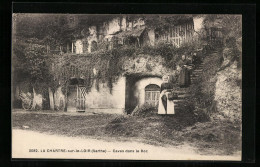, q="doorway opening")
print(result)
[67,78,86,112]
